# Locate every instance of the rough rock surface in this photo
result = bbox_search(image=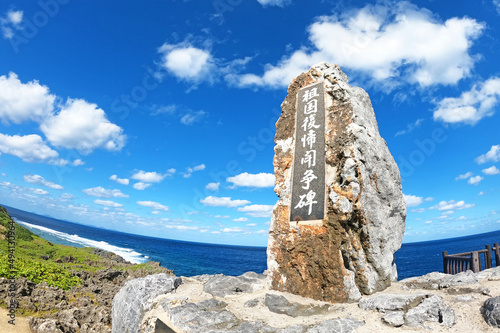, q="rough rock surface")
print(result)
[204,272,267,297]
[264,293,331,317]
[358,293,429,312]
[404,295,455,328]
[111,274,182,333]
[482,297,500,328]
[267,62,406,303]
[400,270,478,290]
[131,268,500,333]
[0,246,173,333]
